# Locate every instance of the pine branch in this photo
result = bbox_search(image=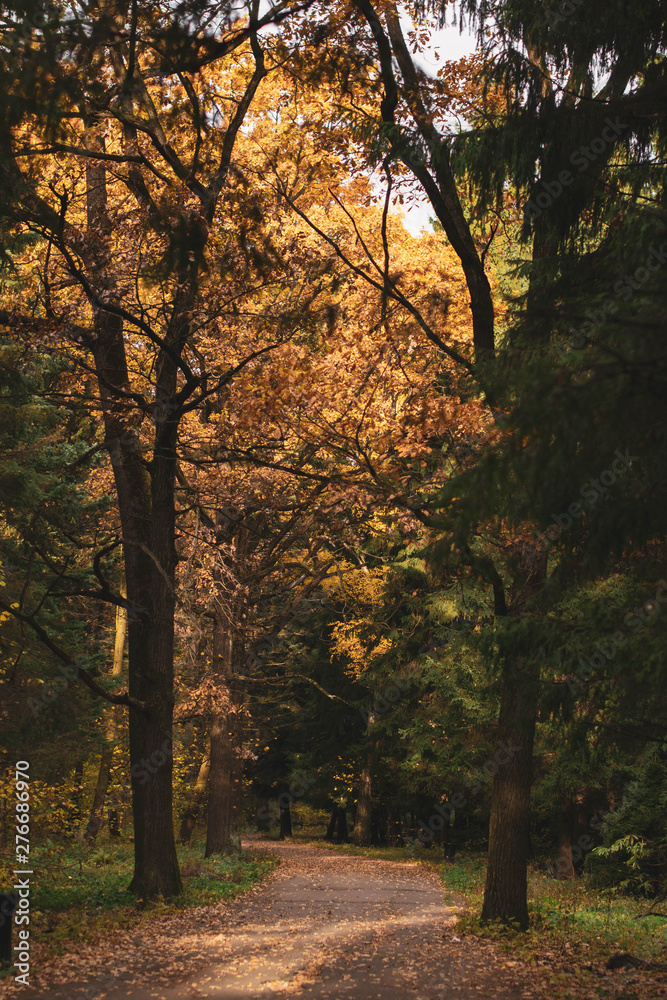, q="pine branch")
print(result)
[0,597,146,711]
